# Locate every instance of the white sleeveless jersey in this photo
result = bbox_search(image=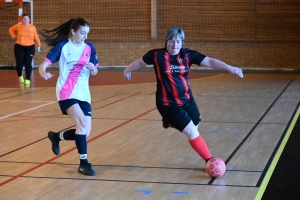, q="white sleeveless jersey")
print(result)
[45,39,99,103]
